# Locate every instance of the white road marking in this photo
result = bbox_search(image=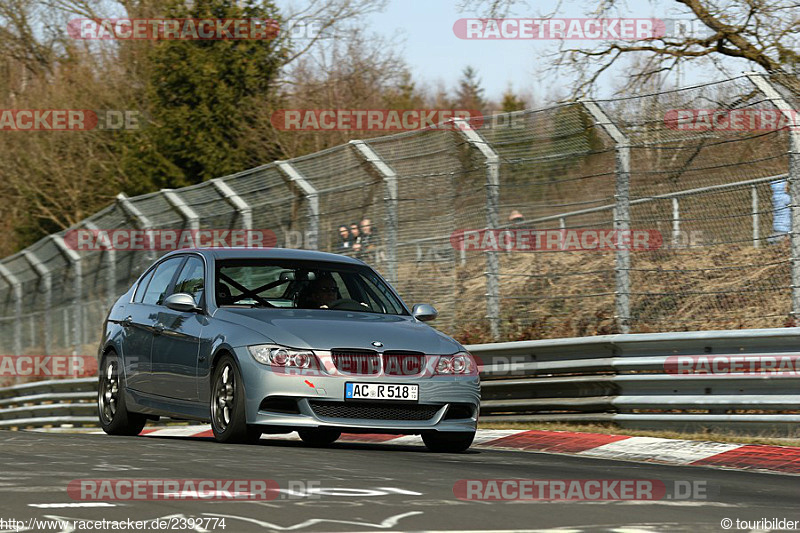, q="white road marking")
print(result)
[142,427,212,437]
[29,503,116,508]
[470,430,522,445]
[379,435,424,446]
[577,437,742,465]
[201,510,424,530]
